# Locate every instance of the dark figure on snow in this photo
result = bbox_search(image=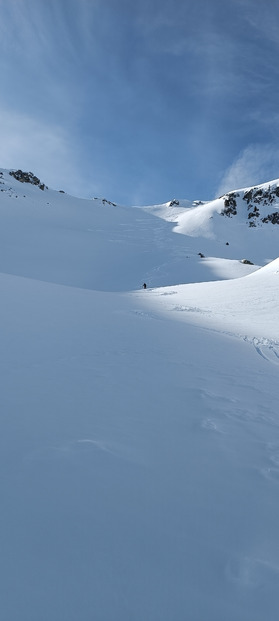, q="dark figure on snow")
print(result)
[143,283,147,289]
